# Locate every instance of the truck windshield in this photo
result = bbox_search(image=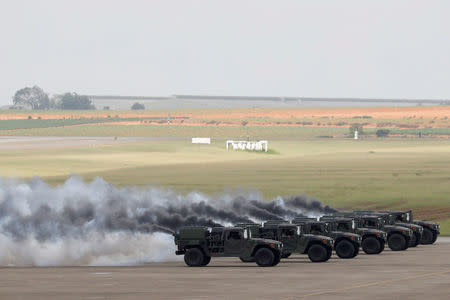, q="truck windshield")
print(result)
[337,222,351,231]
[281,228,296,238]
